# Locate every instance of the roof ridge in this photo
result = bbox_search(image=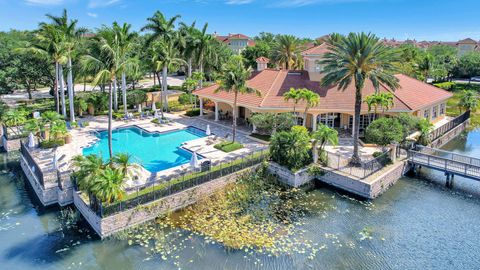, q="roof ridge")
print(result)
[259,70,284,107]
